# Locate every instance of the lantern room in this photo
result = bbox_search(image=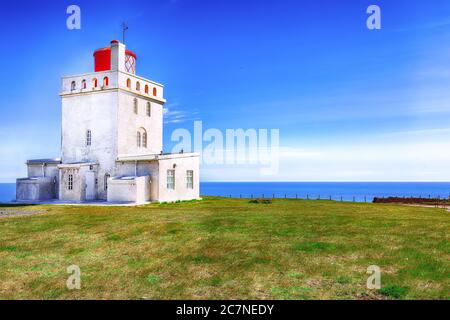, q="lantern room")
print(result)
[93,40,137,74]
